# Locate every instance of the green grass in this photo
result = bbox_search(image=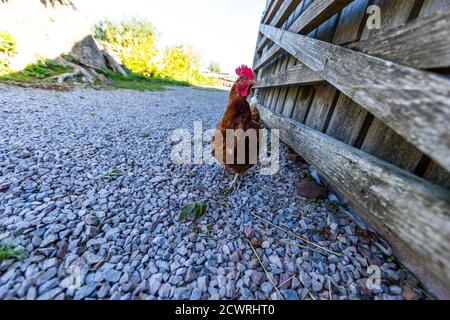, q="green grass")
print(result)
[100,69,189,92]
[0,242,24,261]
[103,168,125,180]
[0,58,72,82]
[0,56,219,92]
